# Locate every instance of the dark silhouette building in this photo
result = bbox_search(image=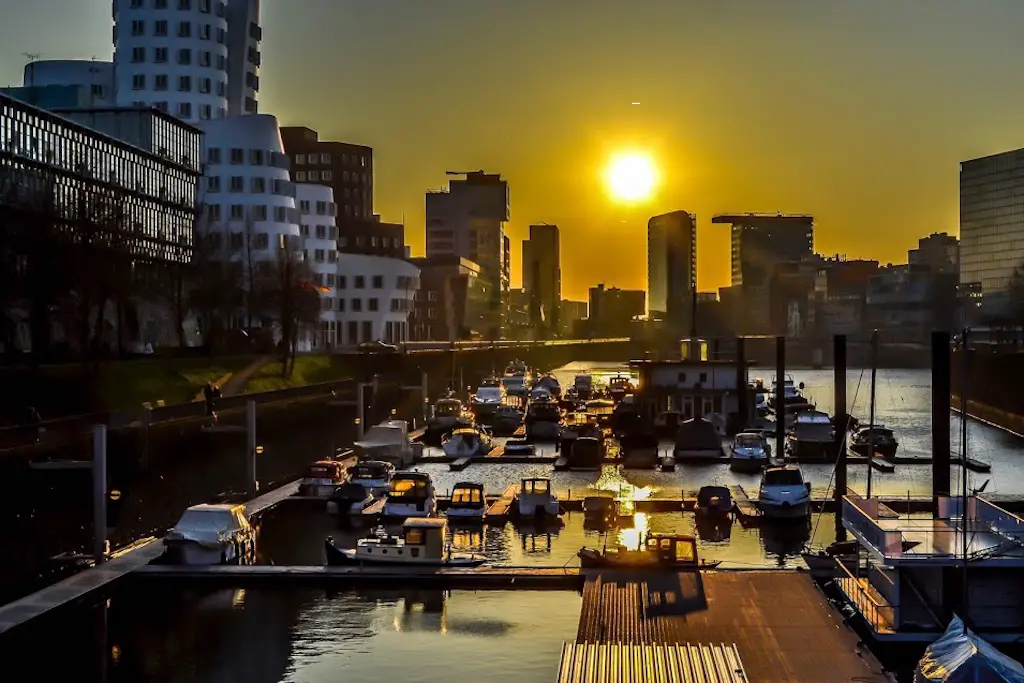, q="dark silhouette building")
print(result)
[280,126,373,221]
[648,210,697,333]
[408,255,495,341]
[588,284,644,337]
